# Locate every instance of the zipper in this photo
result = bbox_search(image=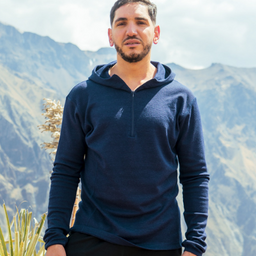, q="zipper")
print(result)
[131,91,135,137]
